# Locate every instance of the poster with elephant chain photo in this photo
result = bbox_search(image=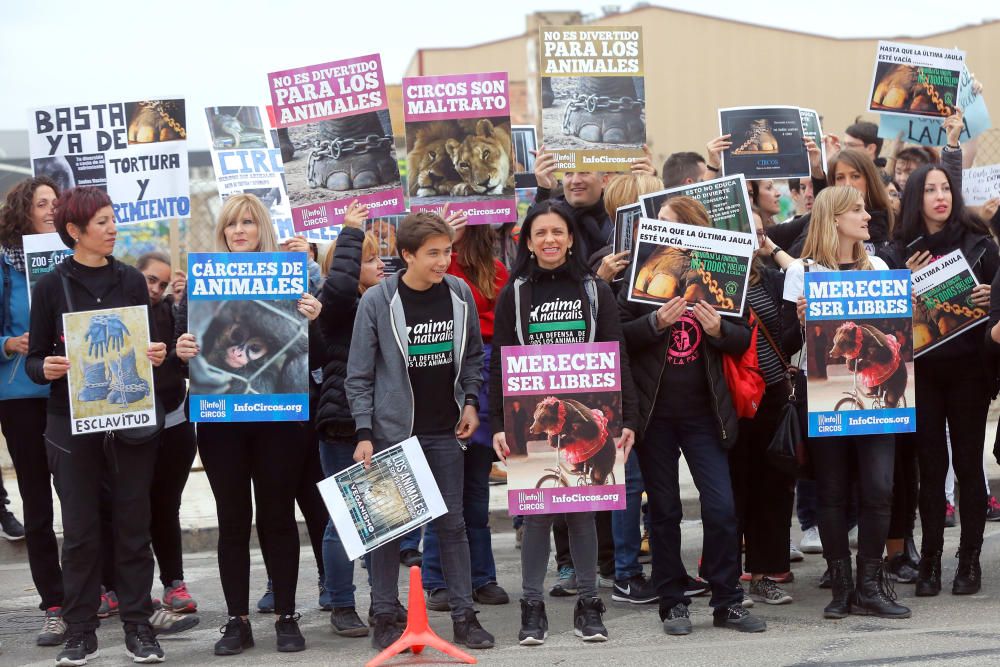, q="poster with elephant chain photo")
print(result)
[625,218,753,317]
[500,342,626,515]
[538,26,645,171]
[804,269,916,437]
[718,106,811,180]
[64,305,156,435]
[868,41,965,119]
[911,249,987,358]
[267,54,405,232]
[27,98,190,224]
[186,252,310,422]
